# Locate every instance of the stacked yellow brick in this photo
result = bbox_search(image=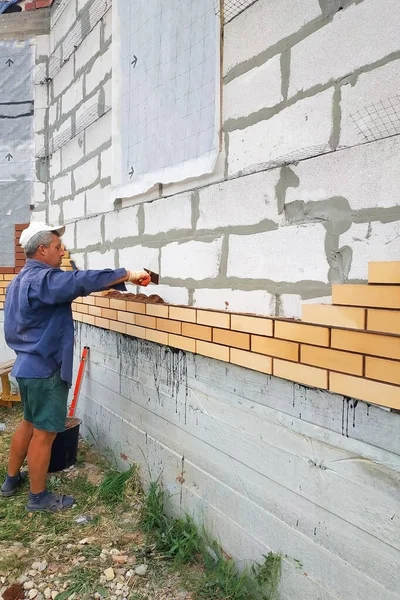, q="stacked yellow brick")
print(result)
[71,261,400,411]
